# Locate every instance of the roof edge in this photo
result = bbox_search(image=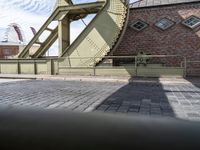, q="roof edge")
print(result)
[130,1,200,10]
